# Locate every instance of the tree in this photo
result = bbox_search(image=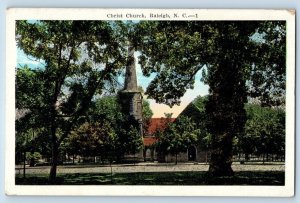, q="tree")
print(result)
[69,95,152,162]
[179,96,211,151]
[202,22,251,176]
[248,22,286,107]
[142,99,153,133]
[16,67,48,175]
[16,66,55,164]
[16,20,127,181]
[92,95,147,161]
[135,21,285,176]
[239,104,285,161]
[68,121,117,159]
[156,115,198,164]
